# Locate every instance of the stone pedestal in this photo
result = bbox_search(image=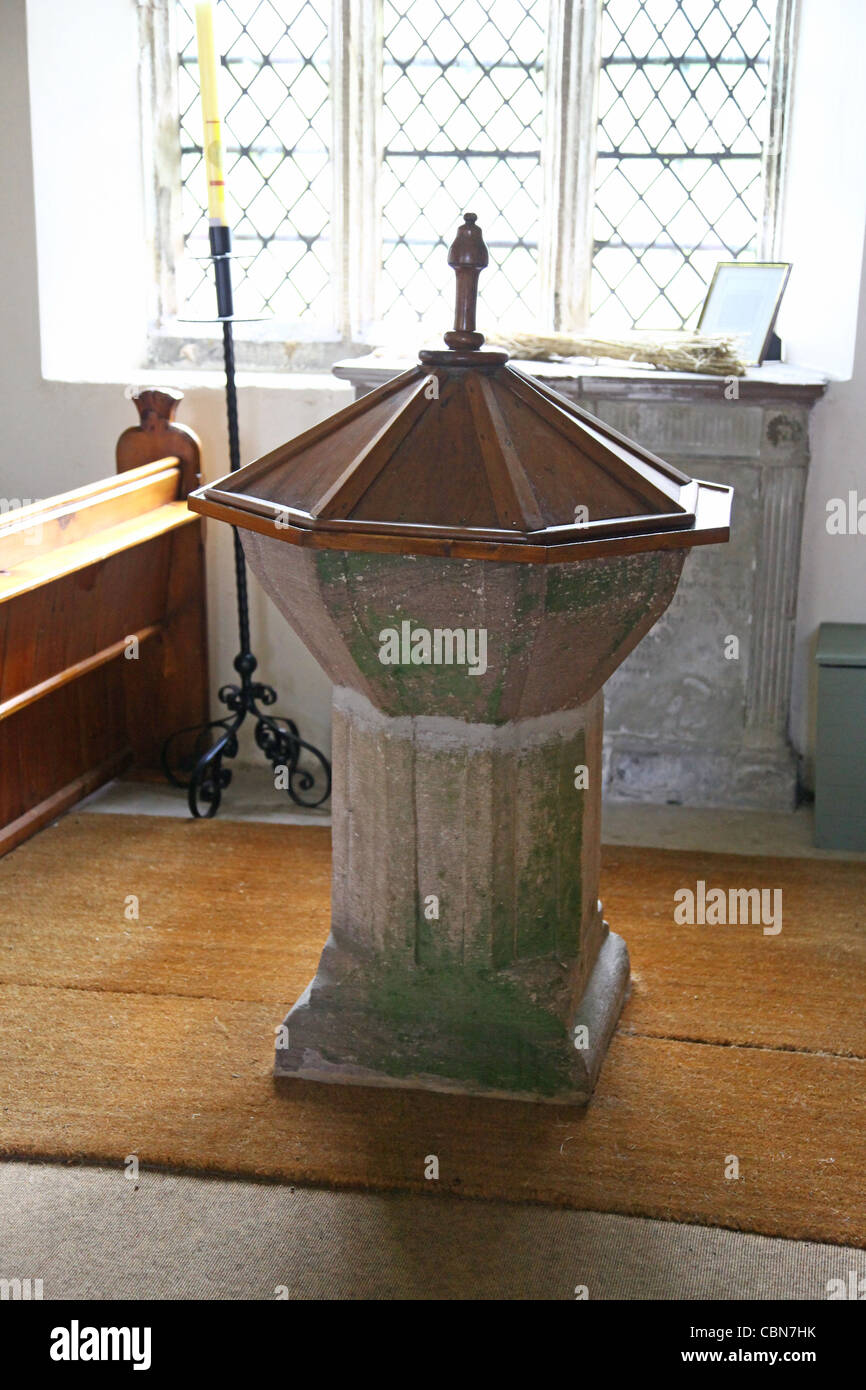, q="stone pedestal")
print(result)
[276,686,628,1101]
